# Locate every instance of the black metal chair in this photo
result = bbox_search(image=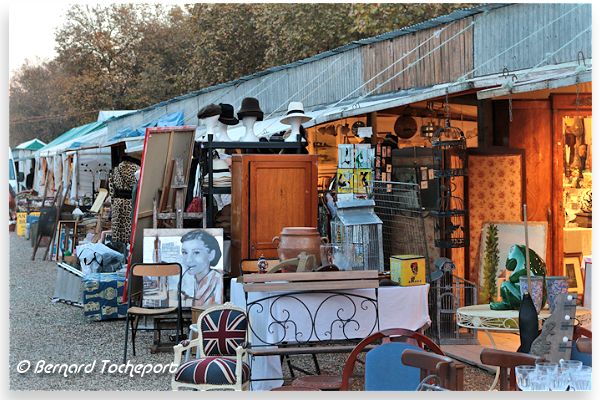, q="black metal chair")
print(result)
[123,262,183,363]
